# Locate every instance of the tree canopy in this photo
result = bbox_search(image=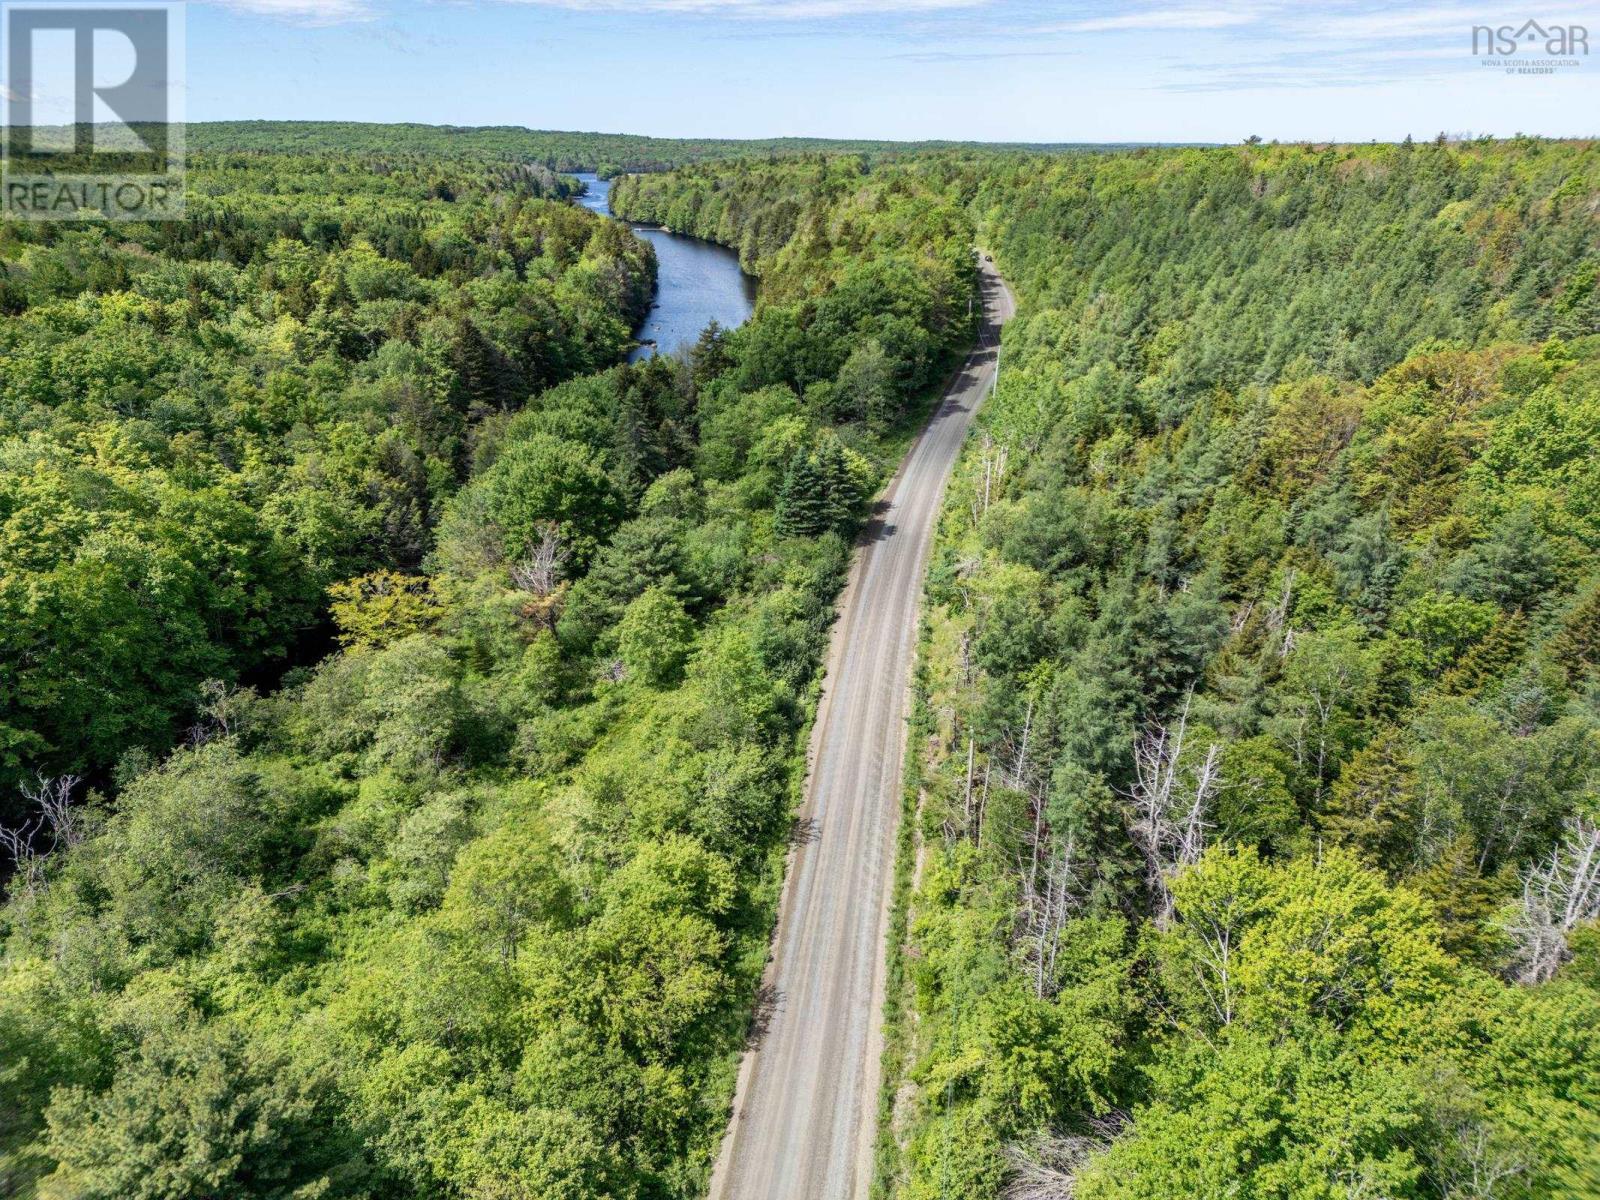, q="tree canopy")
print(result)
[0,132,980,1198]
